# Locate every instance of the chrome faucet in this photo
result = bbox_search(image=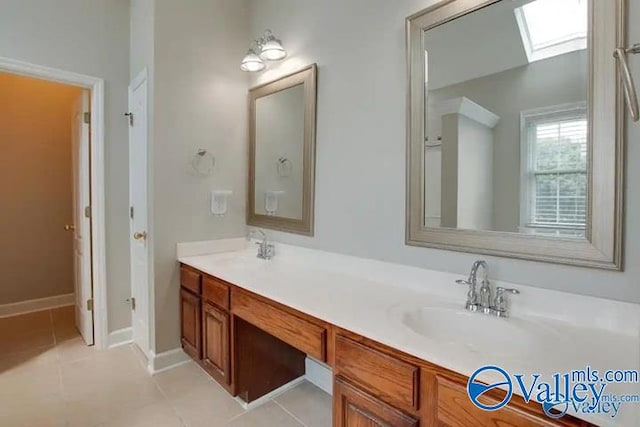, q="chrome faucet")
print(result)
[247,229,275,260]
[456,260,519,318]
[491,287,520,318]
